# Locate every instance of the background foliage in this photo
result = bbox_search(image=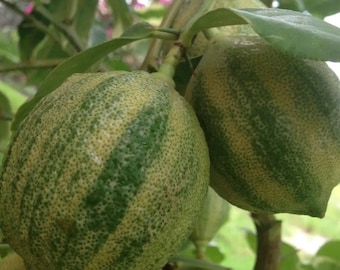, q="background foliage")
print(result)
[0,0,340,269]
